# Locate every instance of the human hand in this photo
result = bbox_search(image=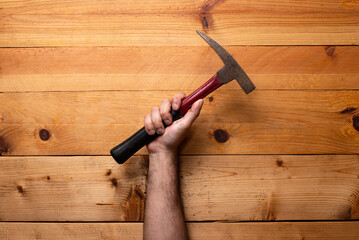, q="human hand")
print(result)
[144,92,203,154]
